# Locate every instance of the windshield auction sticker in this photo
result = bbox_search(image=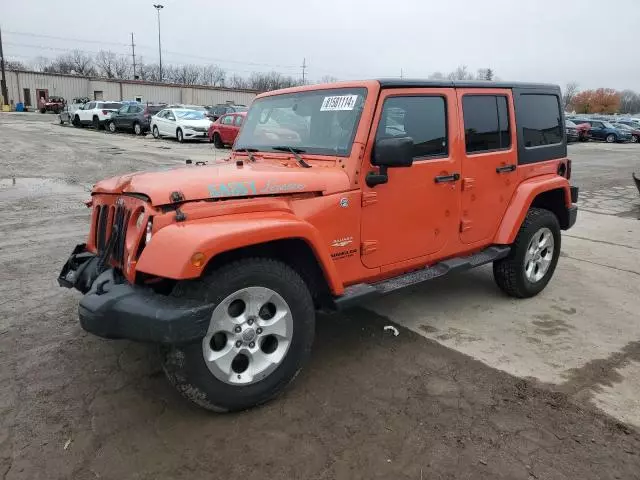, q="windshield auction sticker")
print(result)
[320,95,359,111]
